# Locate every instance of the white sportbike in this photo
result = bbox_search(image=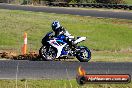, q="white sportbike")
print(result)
[39,32,91,62]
